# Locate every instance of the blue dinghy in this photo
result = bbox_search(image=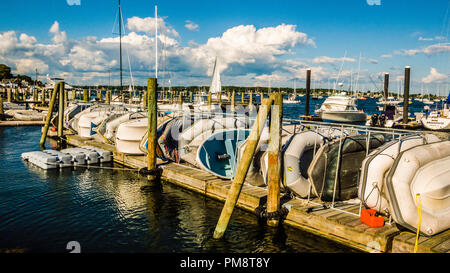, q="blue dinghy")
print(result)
[196,129,251,179]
